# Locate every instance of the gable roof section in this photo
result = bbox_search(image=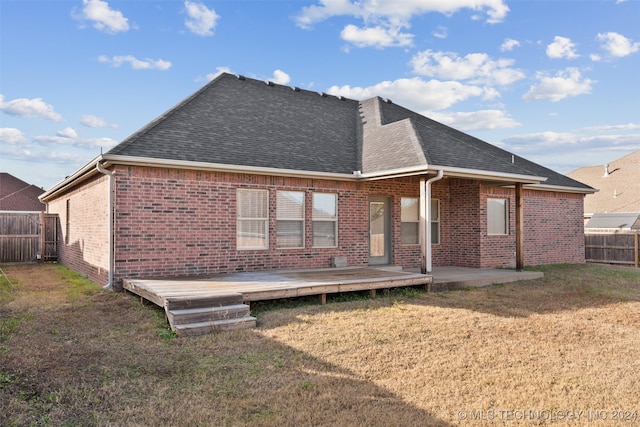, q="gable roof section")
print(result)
[108,73,361,175]
[359,97,427,174]
[567,150,640,214]
[378,100,592,190]
[0,173,45,211]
